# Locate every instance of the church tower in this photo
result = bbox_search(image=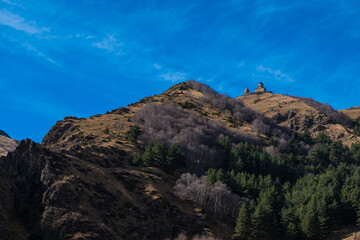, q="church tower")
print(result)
[254,82,266,93]
[244,87,249,95]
